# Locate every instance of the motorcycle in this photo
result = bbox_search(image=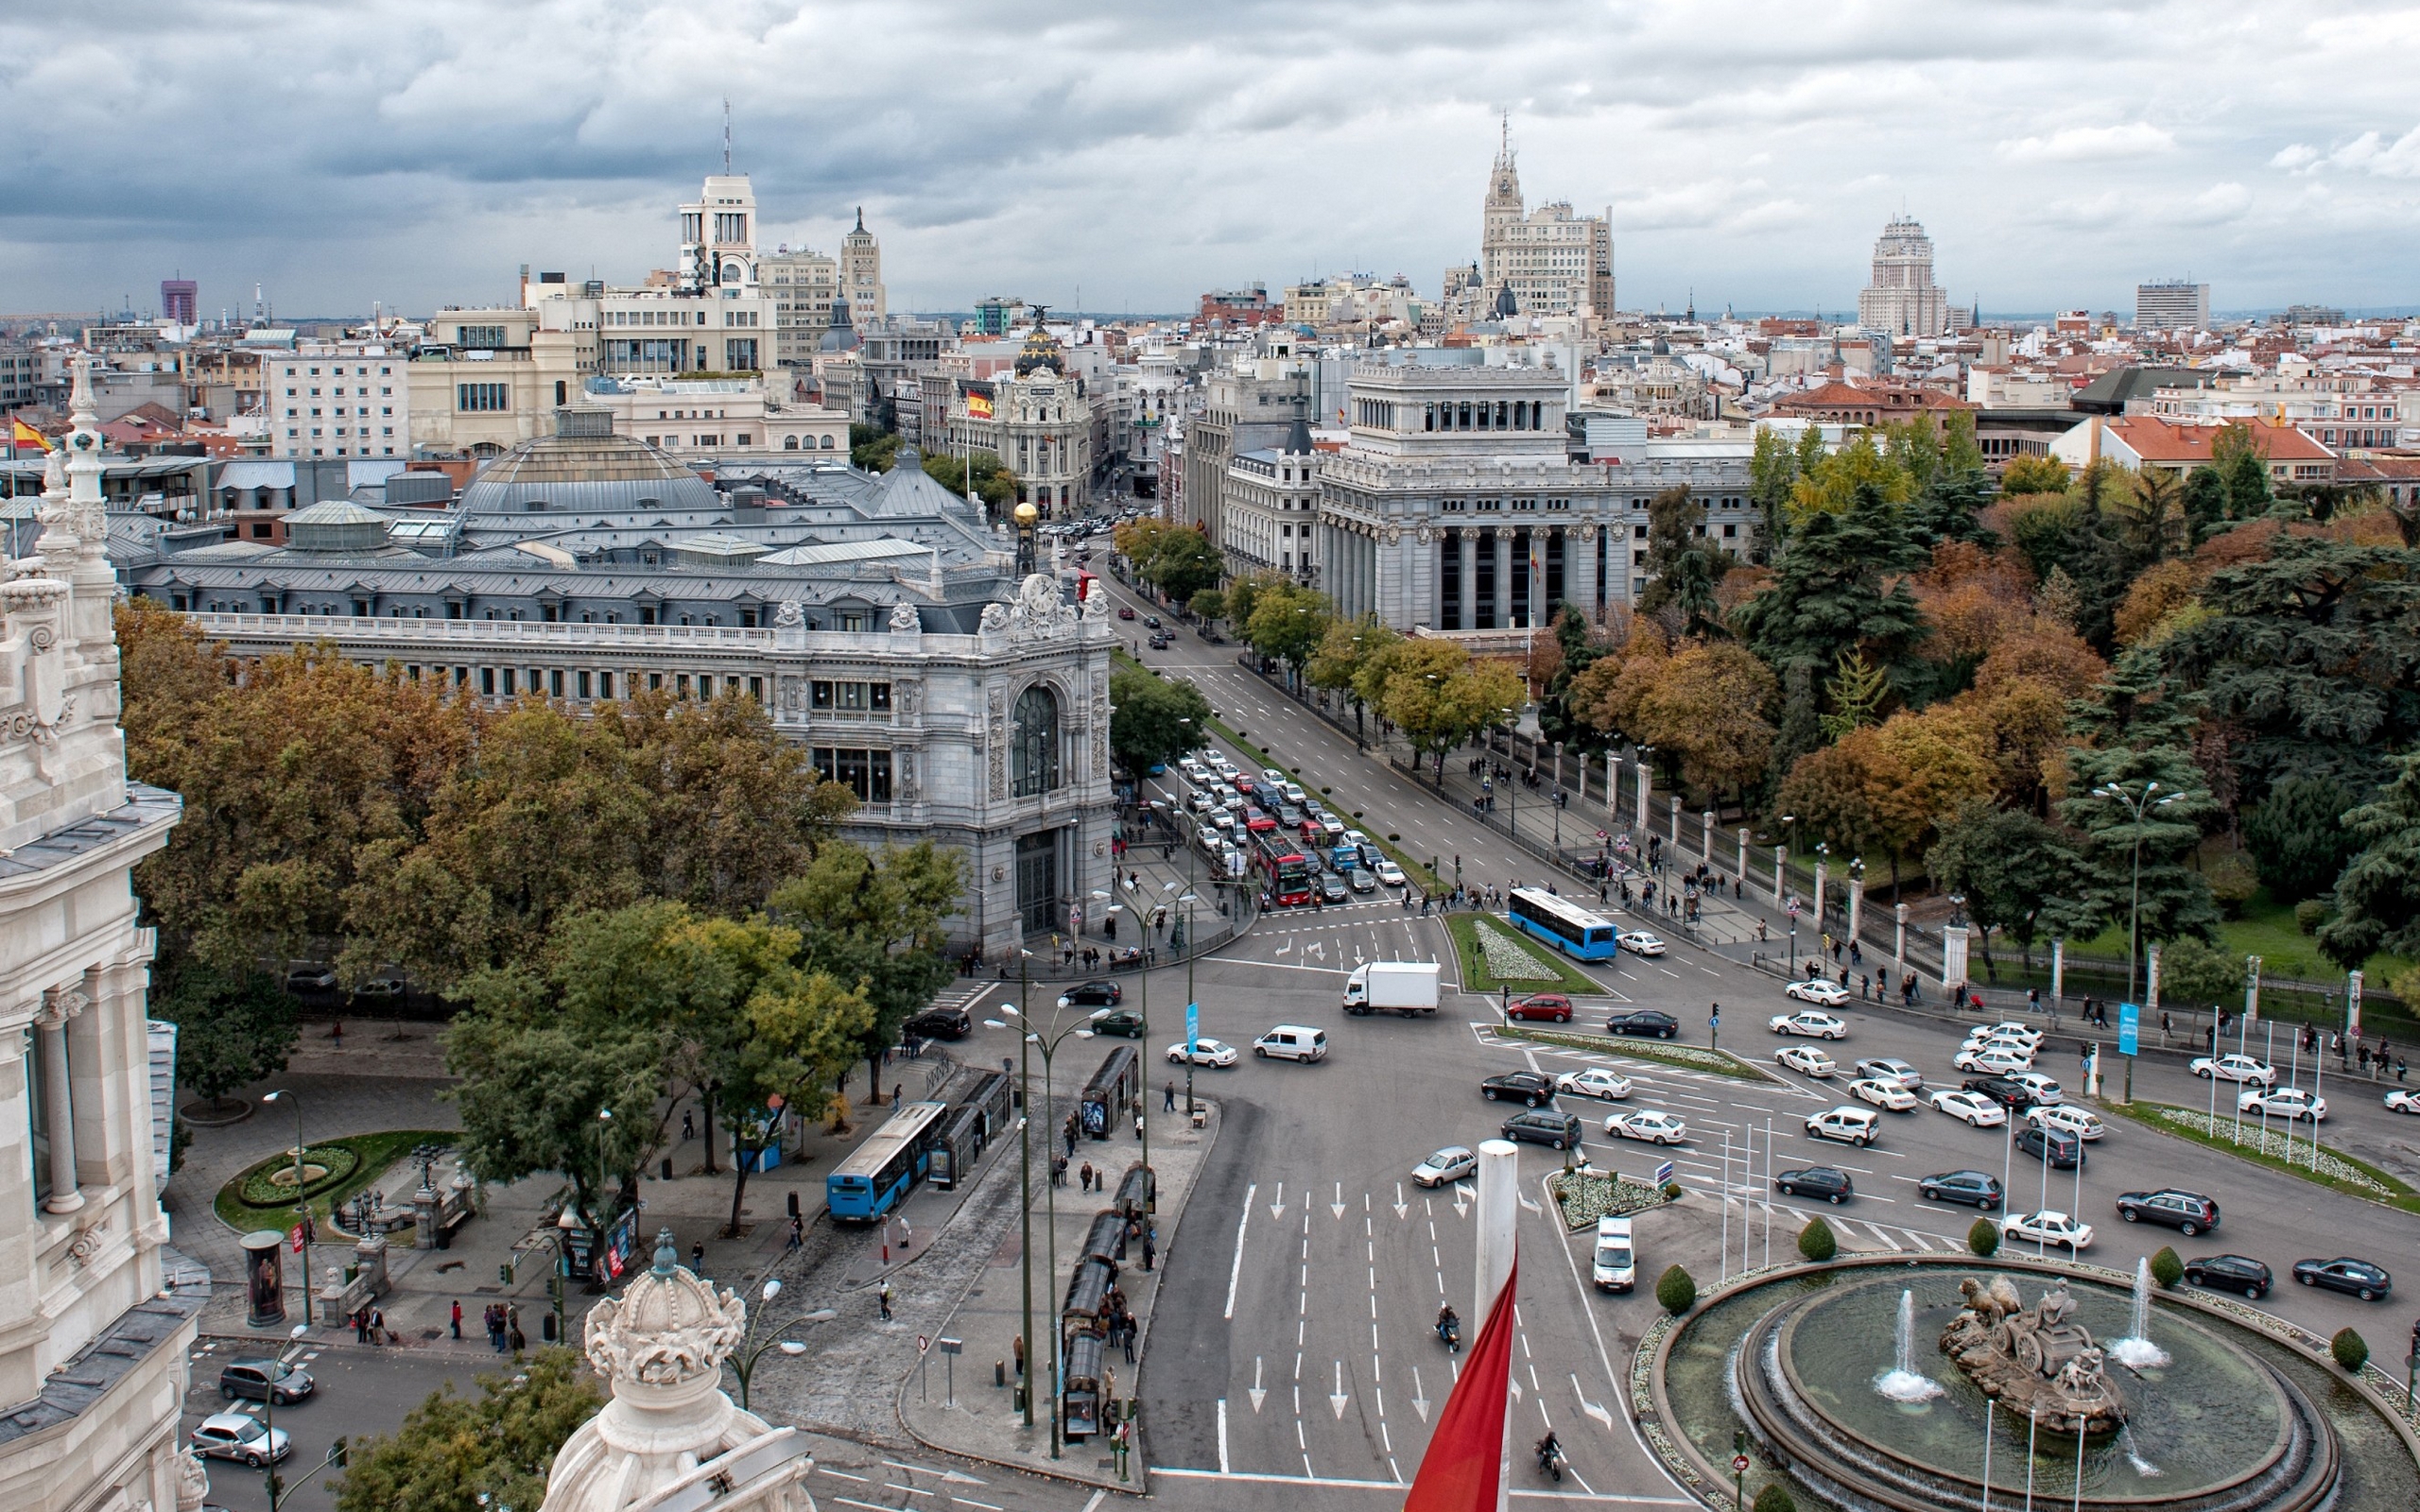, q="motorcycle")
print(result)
[1536,1442,1564,1482]
[1436,1315,1461,1352]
